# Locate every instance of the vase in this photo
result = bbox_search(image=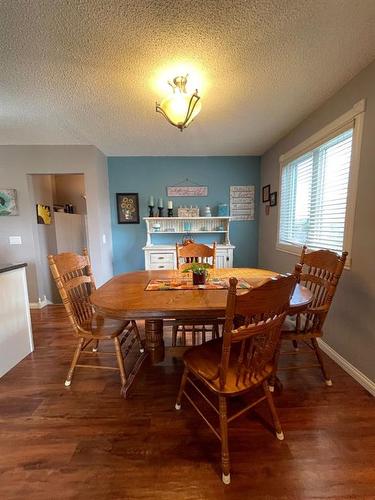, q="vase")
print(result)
[193,272,206,285]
